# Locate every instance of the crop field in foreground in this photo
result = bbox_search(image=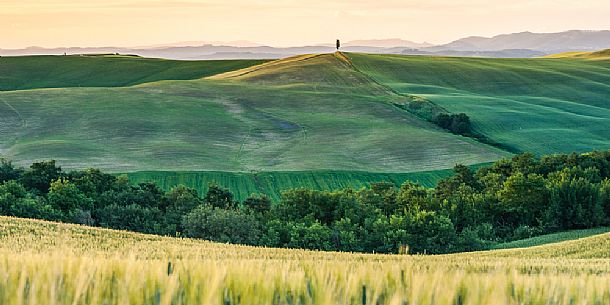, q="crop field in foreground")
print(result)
[1,216,609,305]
